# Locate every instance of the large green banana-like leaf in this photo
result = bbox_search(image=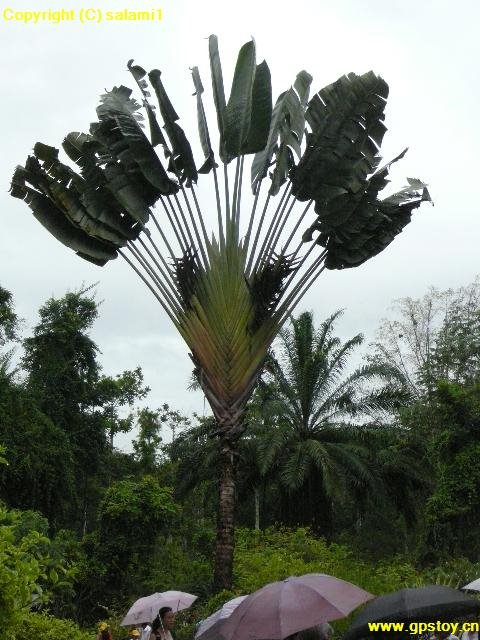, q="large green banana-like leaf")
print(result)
[224,40,257,159]
[291,71,388,204]
[10,166,117,265]
[219,41,273,163]
[35,141,139,242]
[148,70,198,185]
[95,85,178,197]
[65,124,154,225]
[251,90,288,193]
[191,66,216,174]
[288,71,432,268]
[208,34,228,163]
[301,150,431,269]
[268,70,312,196]
[251,70,312,194]
[127,59,167,148]
[323,182,431,270]
[23,153,128,247]
[240,60,272,155]
[62,132,105,187]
